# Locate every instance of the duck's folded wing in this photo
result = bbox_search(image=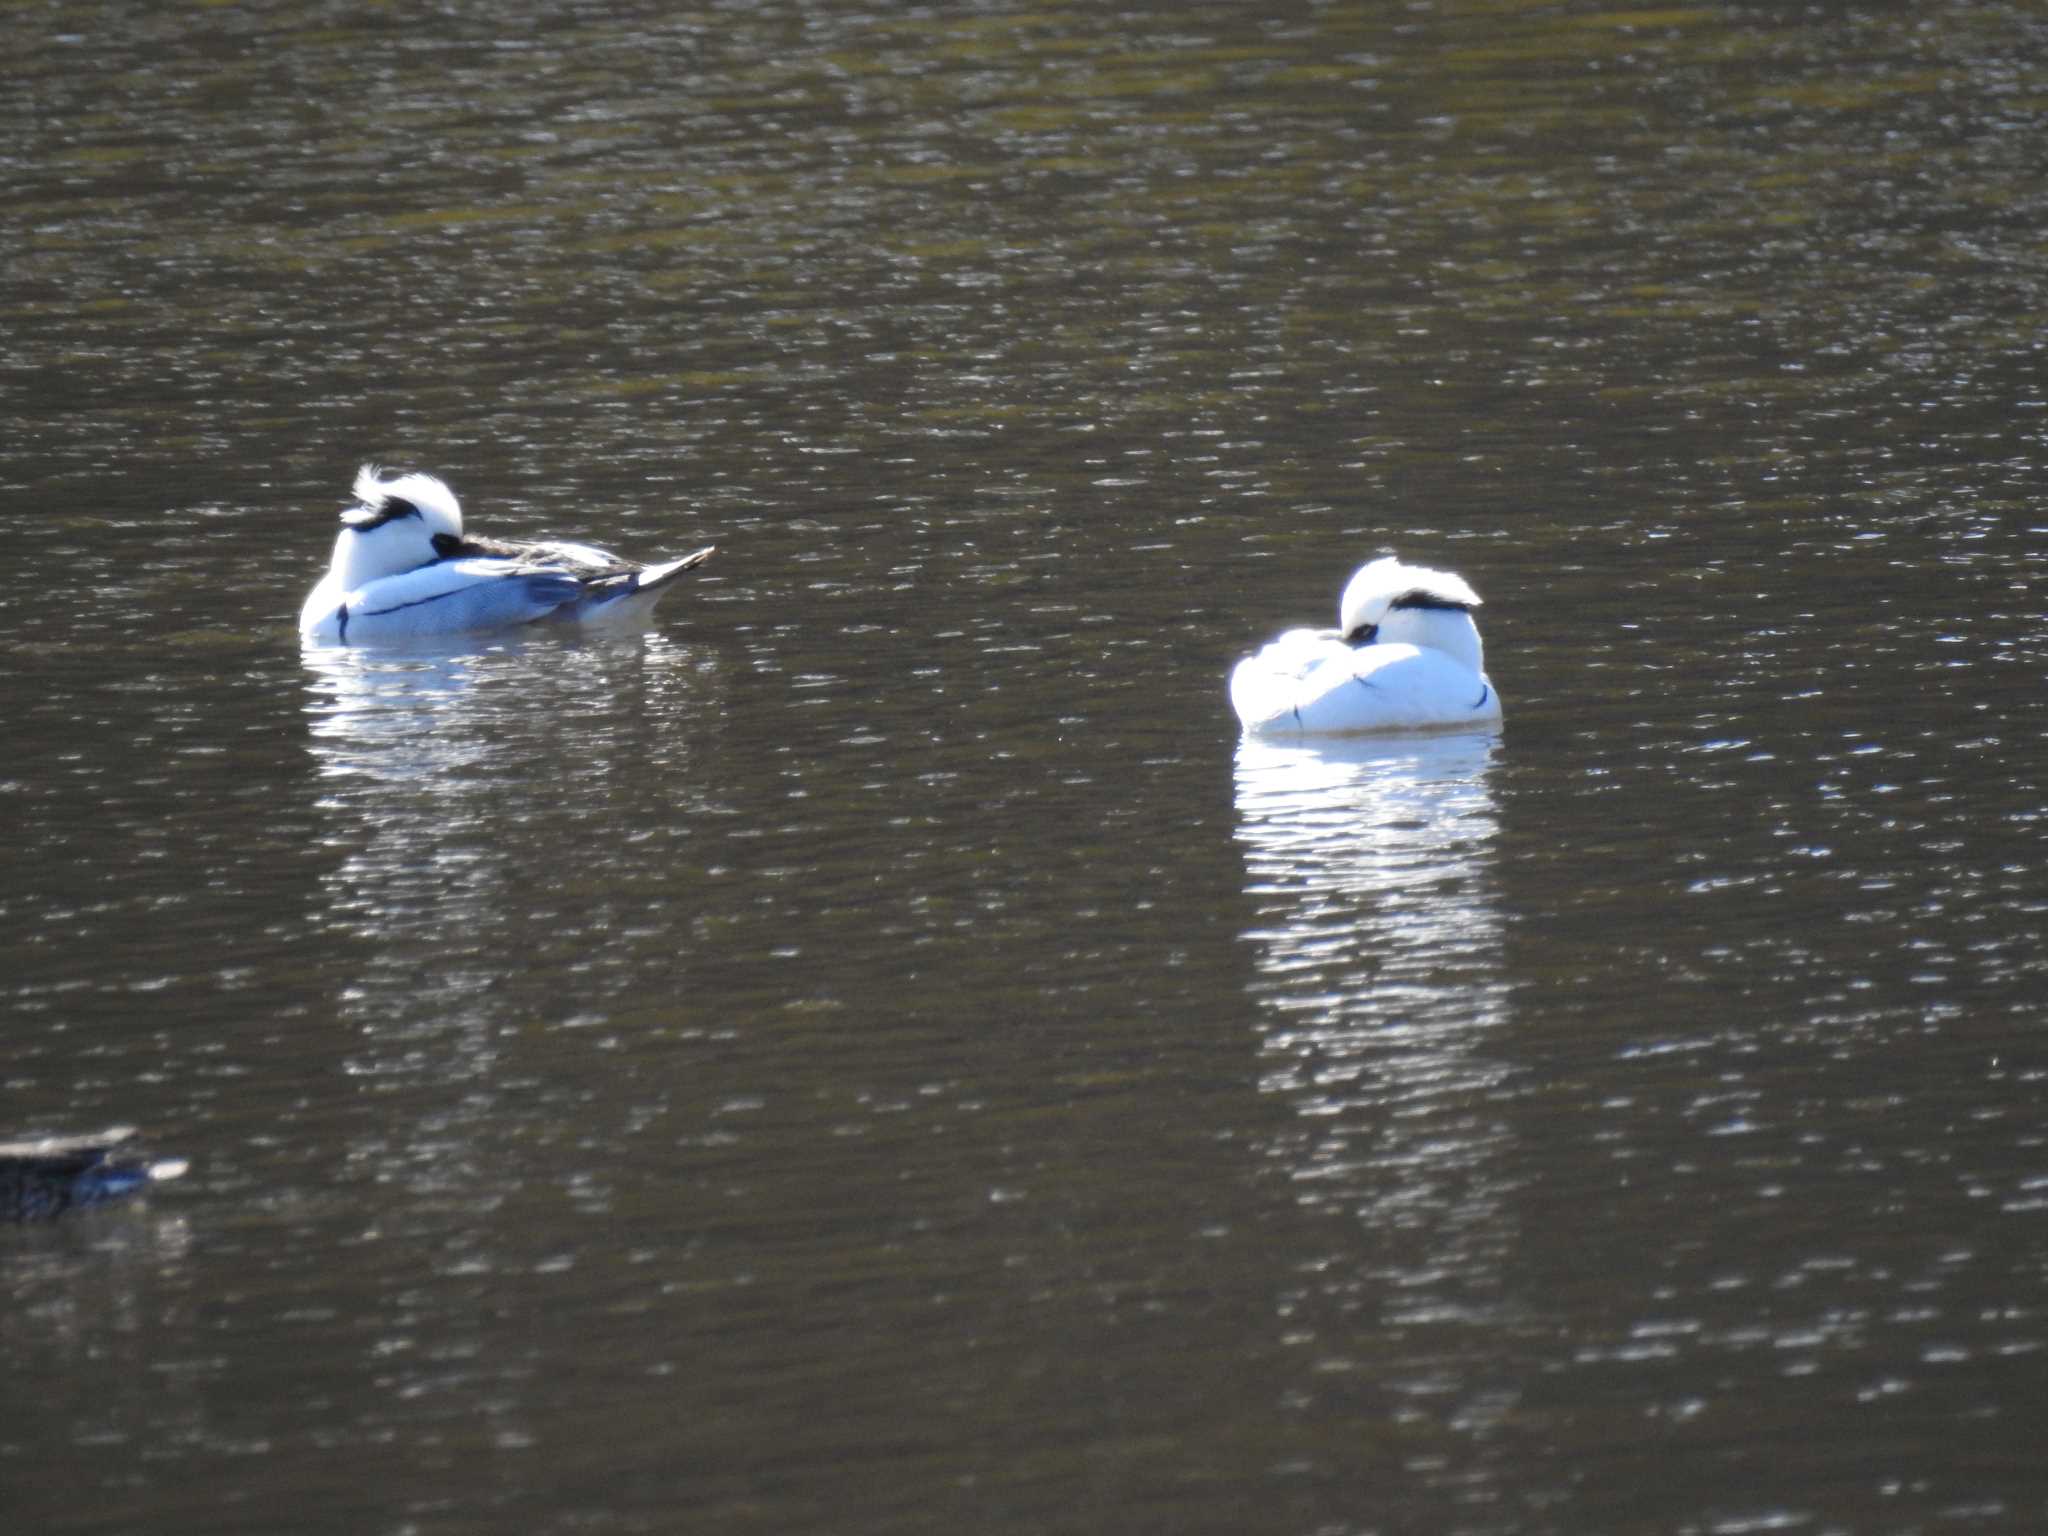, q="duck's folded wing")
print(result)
[1274,645,1499,735]
[435,531,628,578]
[309,559,583,643]
[1230,629,1349,730]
